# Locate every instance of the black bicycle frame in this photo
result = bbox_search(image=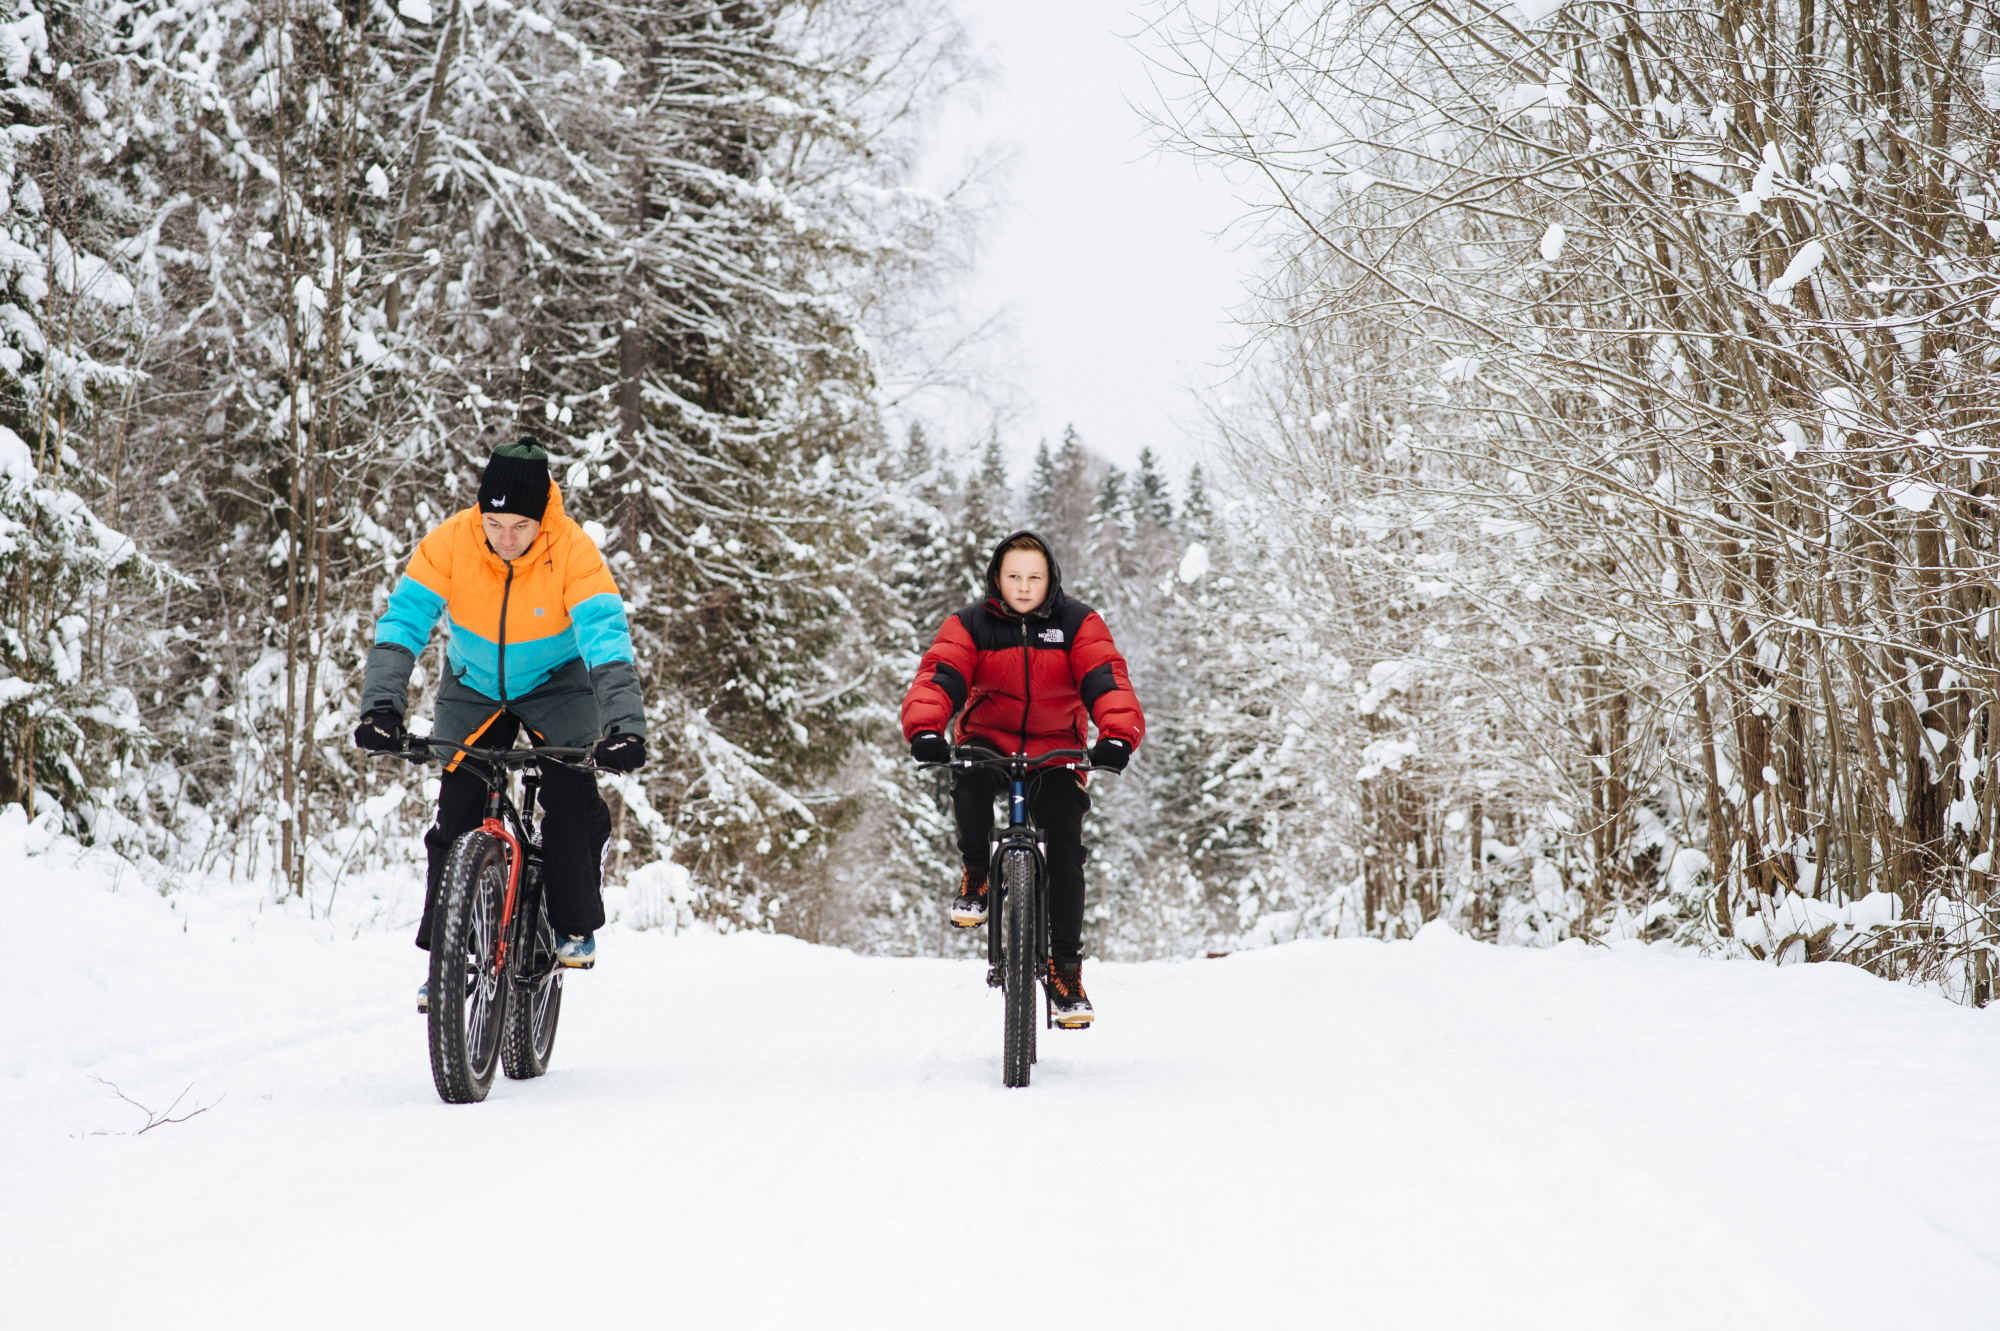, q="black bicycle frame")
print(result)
[986,768,1050,991]
[924,746,1102,1028]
